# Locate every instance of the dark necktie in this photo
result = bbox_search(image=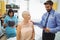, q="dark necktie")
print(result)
[44,12,50,28]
